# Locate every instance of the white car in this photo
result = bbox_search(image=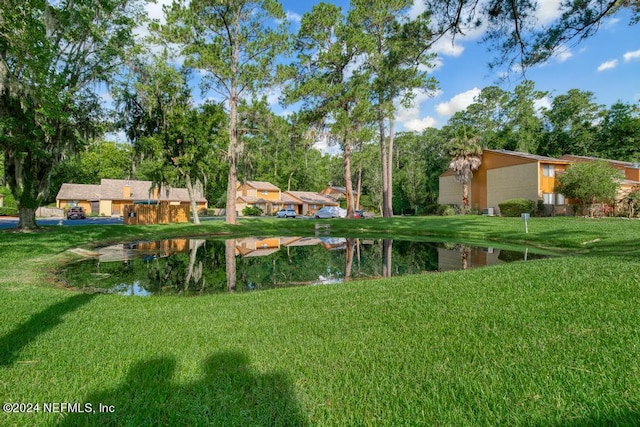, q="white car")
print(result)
[276,209,296,218]
[314,206,346,218]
